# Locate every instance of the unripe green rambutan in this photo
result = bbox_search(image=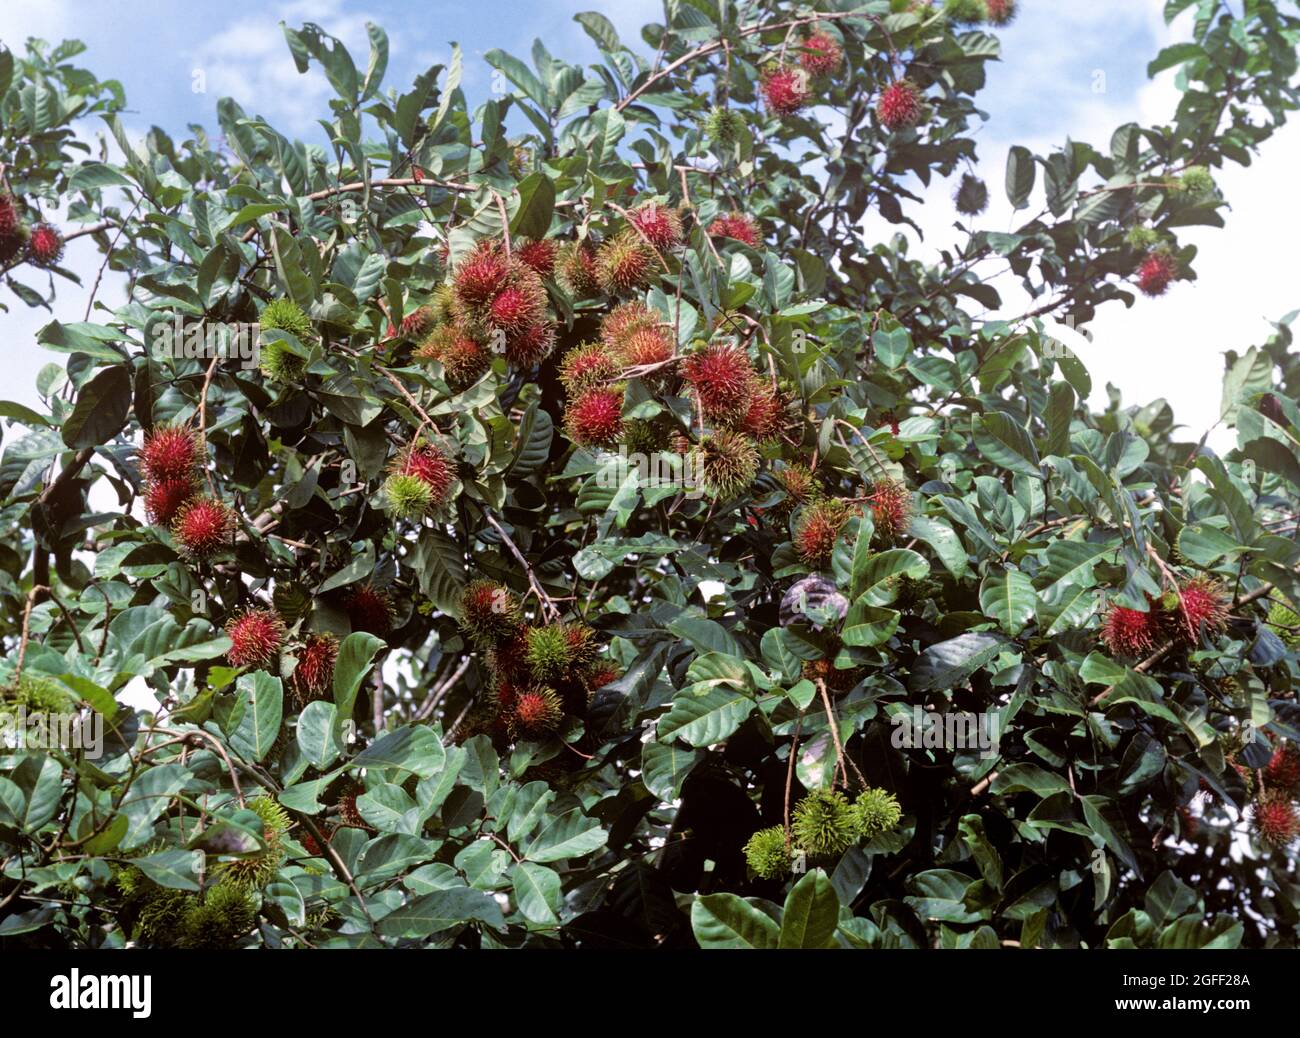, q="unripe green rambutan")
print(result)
[259,338,309,383]
[1267,600,1300,649]
[851,787,903,838]
[1124,225,1161,250]
[524,624,575,682]
[216,796,290,890]
[694,430,761,500]
[596,231,655,295]
[1177,165,1215,197]
[703,105,746,148]
[954,173,989,216]
[178,883,258,949]
[620,418,670,456]
[944,0,989,23]
[792,789,858,857]
[384,472,435,519]
[459,579,522,647]
[776,463,822,515]
[743,826,793,880]
[259,297,313,340]
[1,673,77,715]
